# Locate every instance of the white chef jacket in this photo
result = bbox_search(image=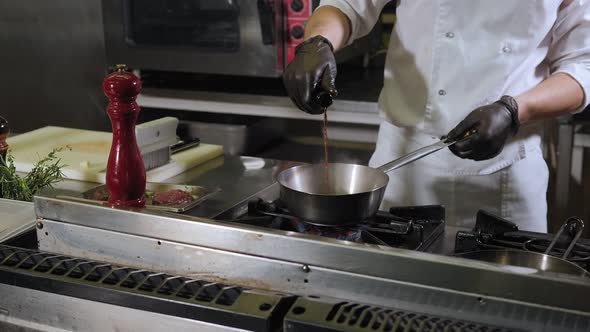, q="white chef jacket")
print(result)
[317,0,590,229]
